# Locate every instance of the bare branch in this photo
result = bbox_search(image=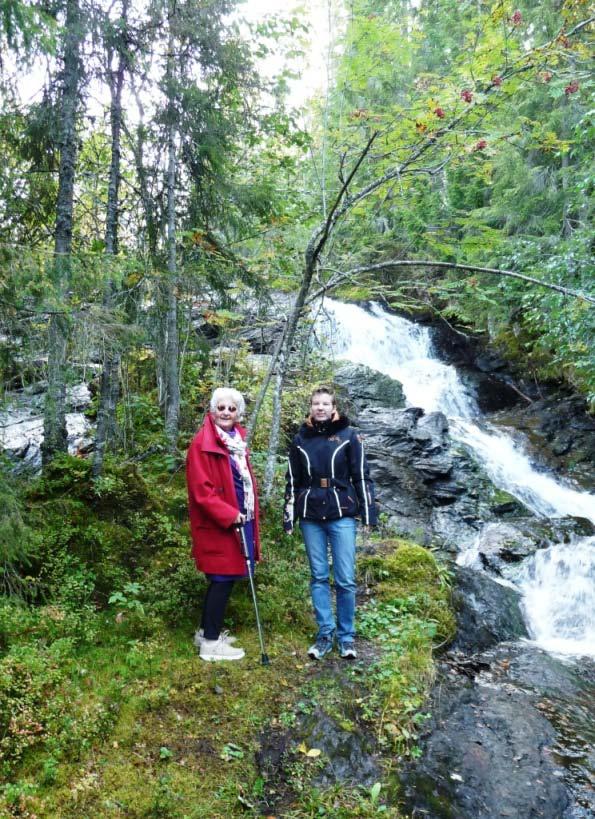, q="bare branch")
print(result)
[311,260,595,305]
[306,131,379,271]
